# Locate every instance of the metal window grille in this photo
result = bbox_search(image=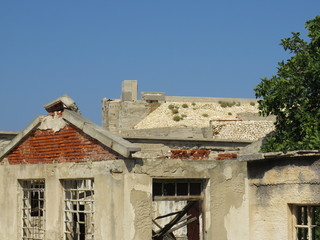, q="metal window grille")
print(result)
[21,180,45,240]
[63,179,94,240]
[294,205,320,240]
